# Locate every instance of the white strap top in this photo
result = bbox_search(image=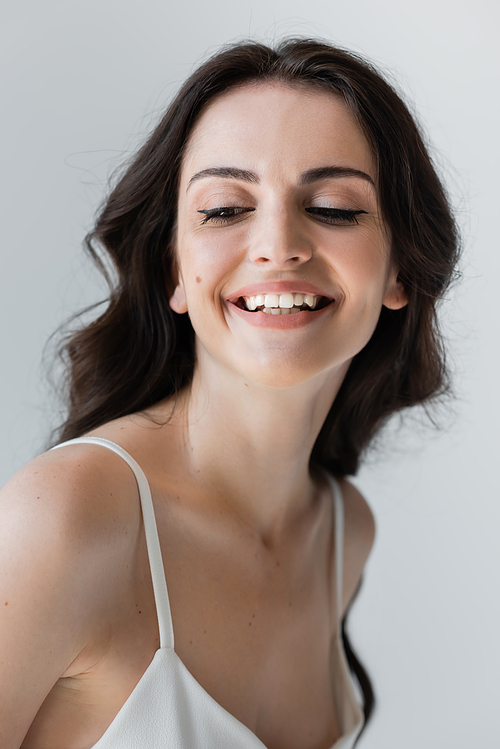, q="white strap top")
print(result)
[52,436,364,748]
